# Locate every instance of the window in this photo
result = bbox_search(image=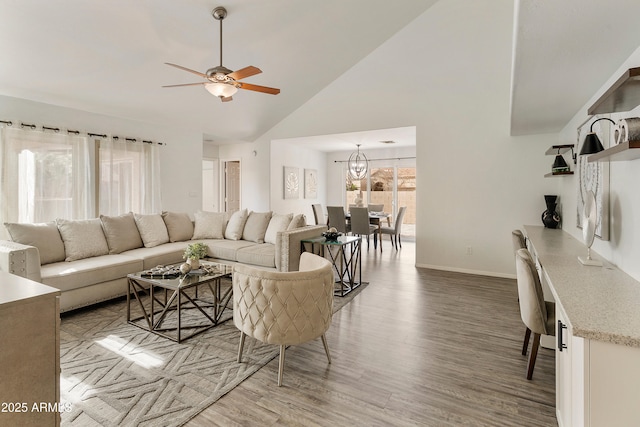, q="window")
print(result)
[98,138,161,216]
[0,125,162,238]
[0,127,92,229]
